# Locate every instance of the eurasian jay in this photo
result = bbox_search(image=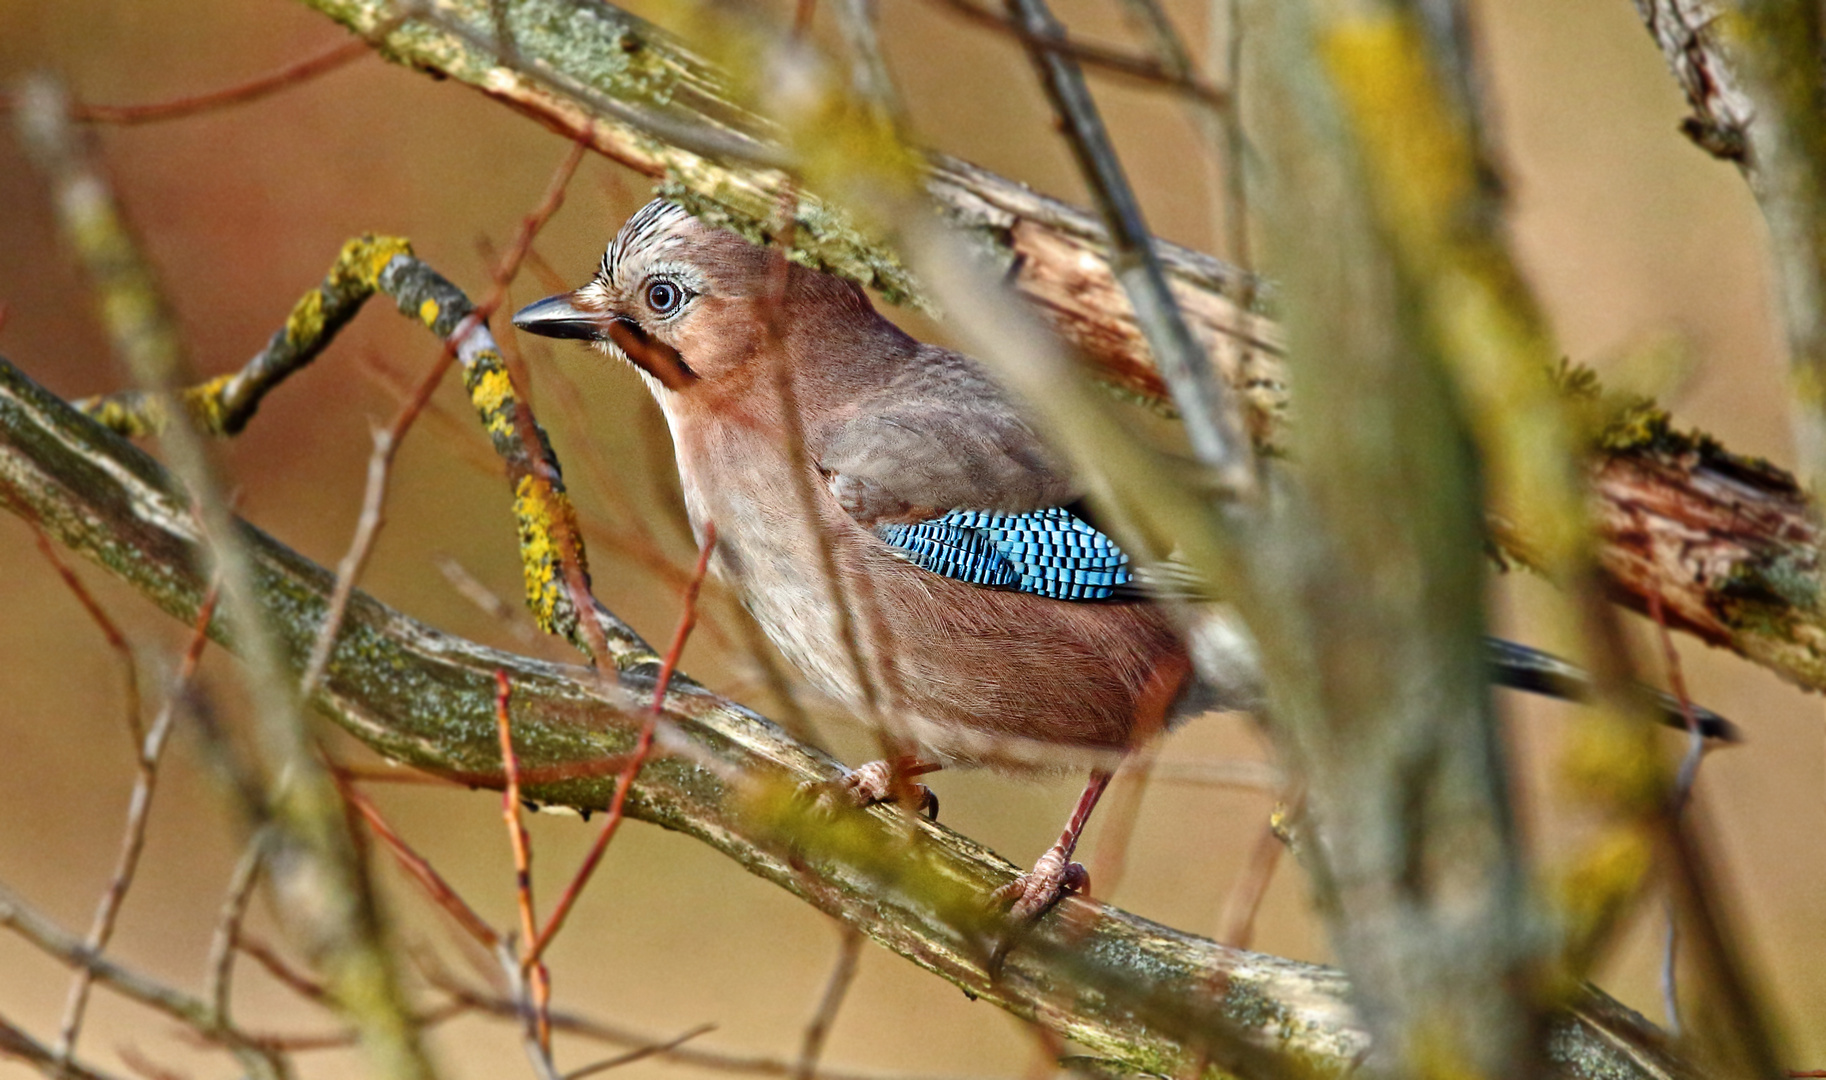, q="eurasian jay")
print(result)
[513,199,1730,922]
